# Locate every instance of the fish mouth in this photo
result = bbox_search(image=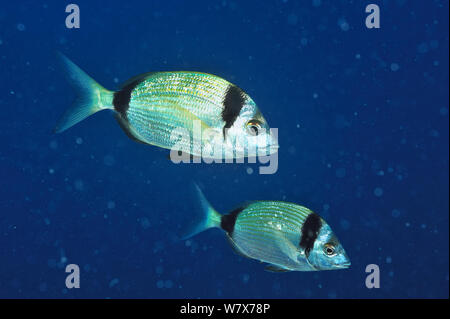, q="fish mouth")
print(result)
[334,261,351,269]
